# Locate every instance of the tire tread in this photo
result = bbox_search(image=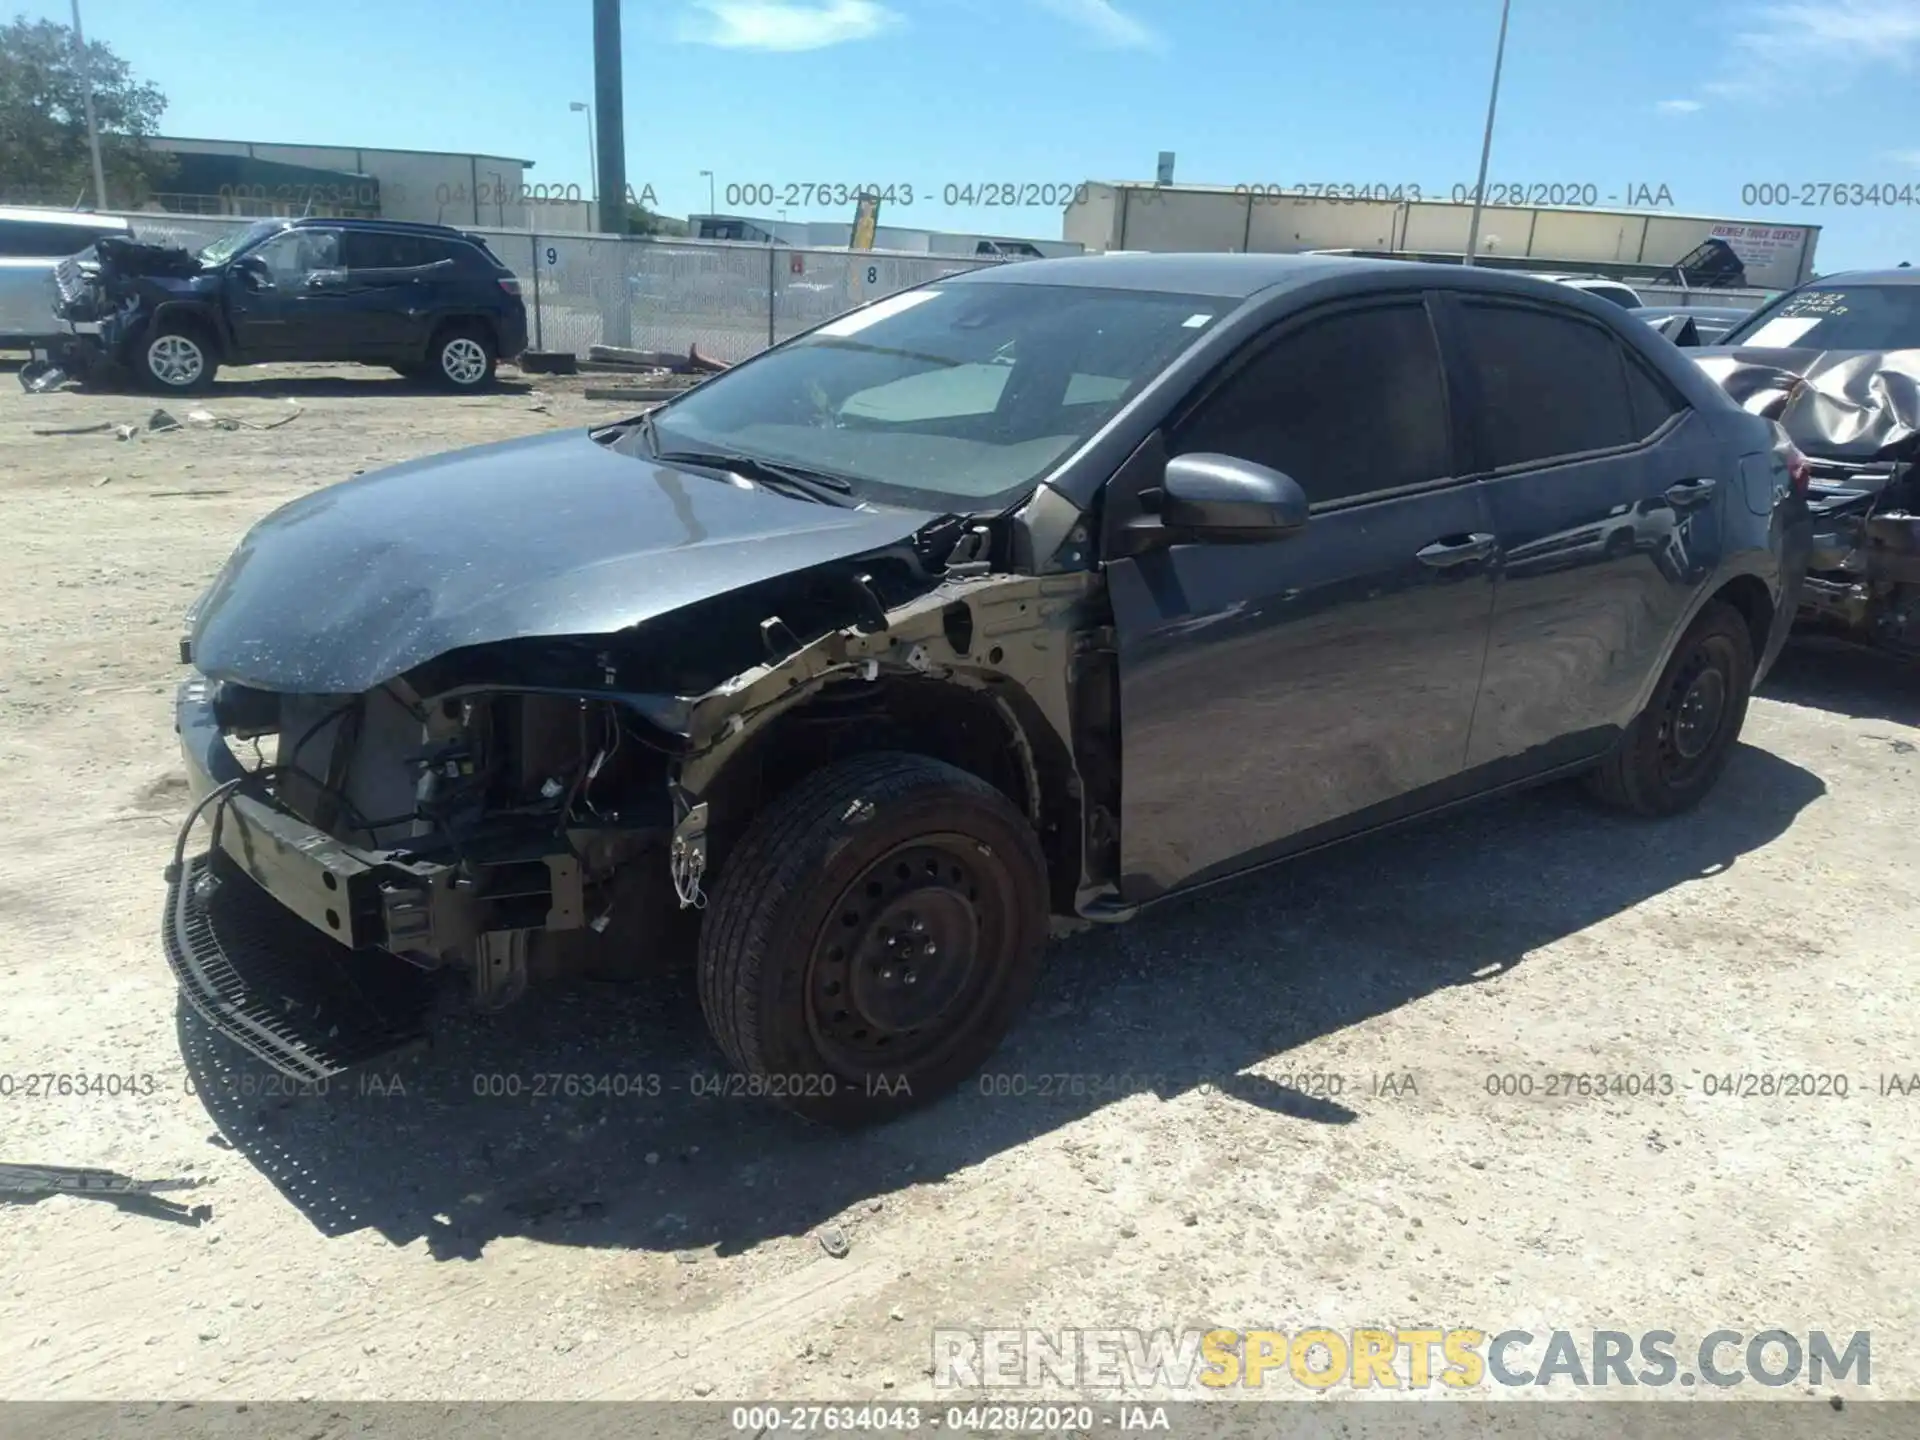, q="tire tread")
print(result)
[696,751,1044,1115]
